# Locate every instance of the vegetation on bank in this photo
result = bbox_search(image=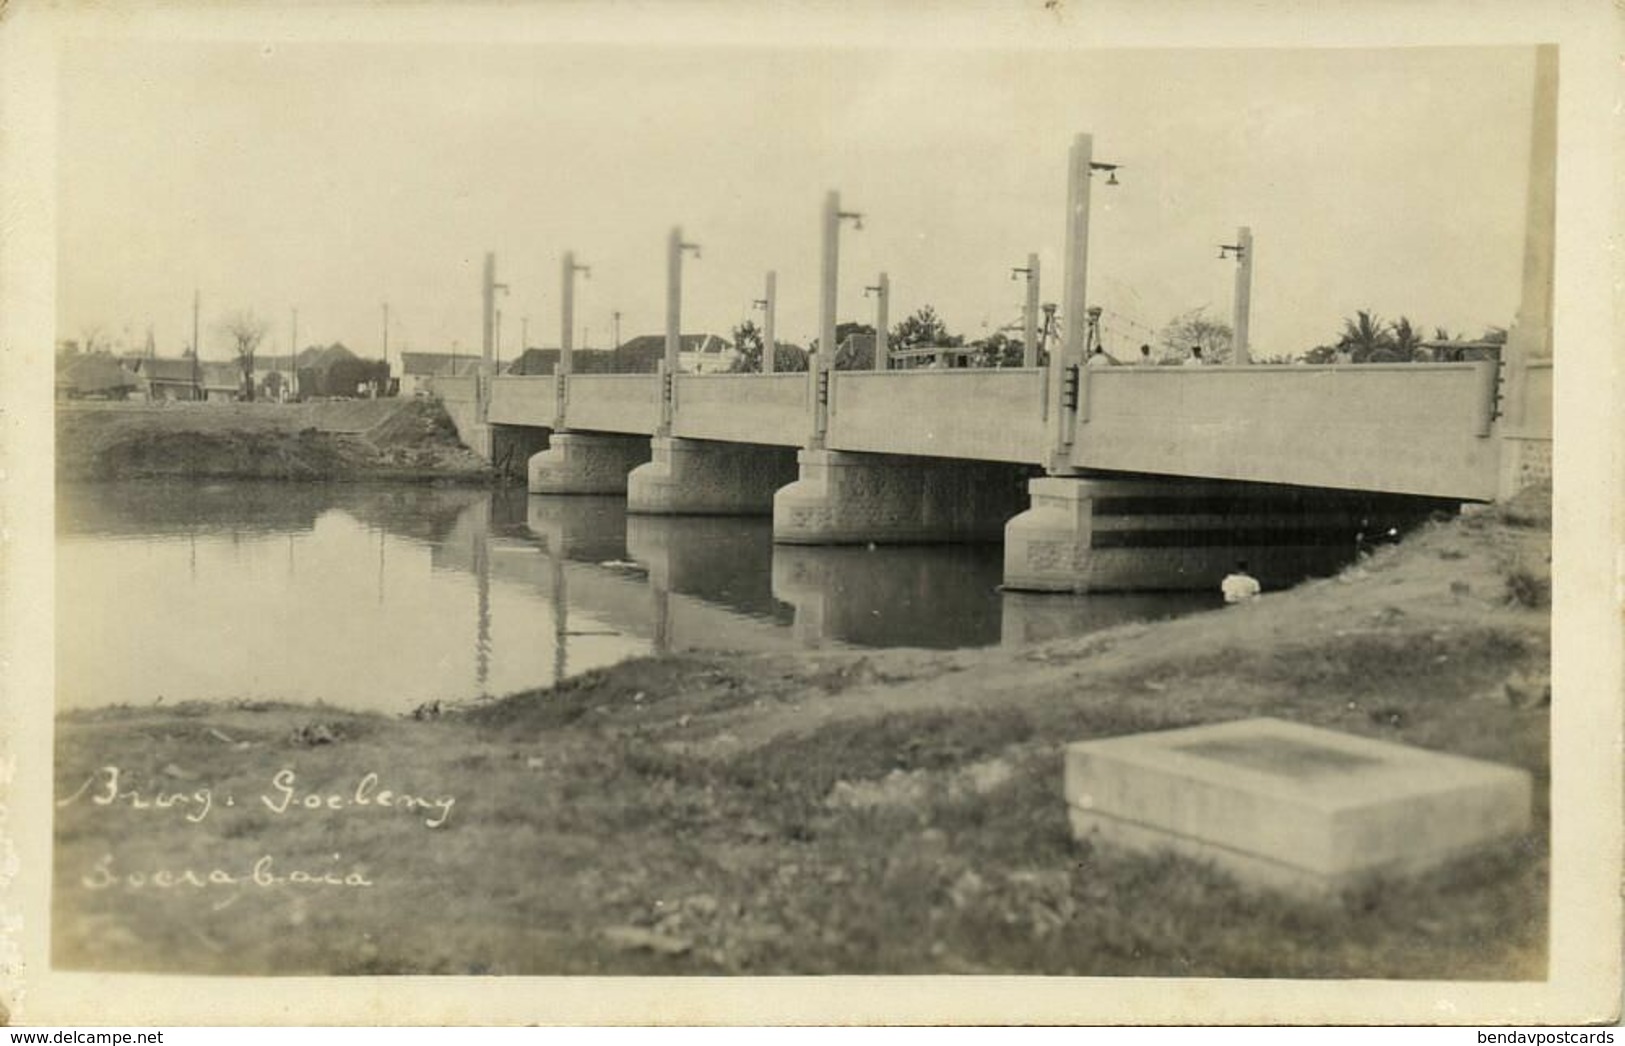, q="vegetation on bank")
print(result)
[53,491,1551,979]
[54,399,498,483]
